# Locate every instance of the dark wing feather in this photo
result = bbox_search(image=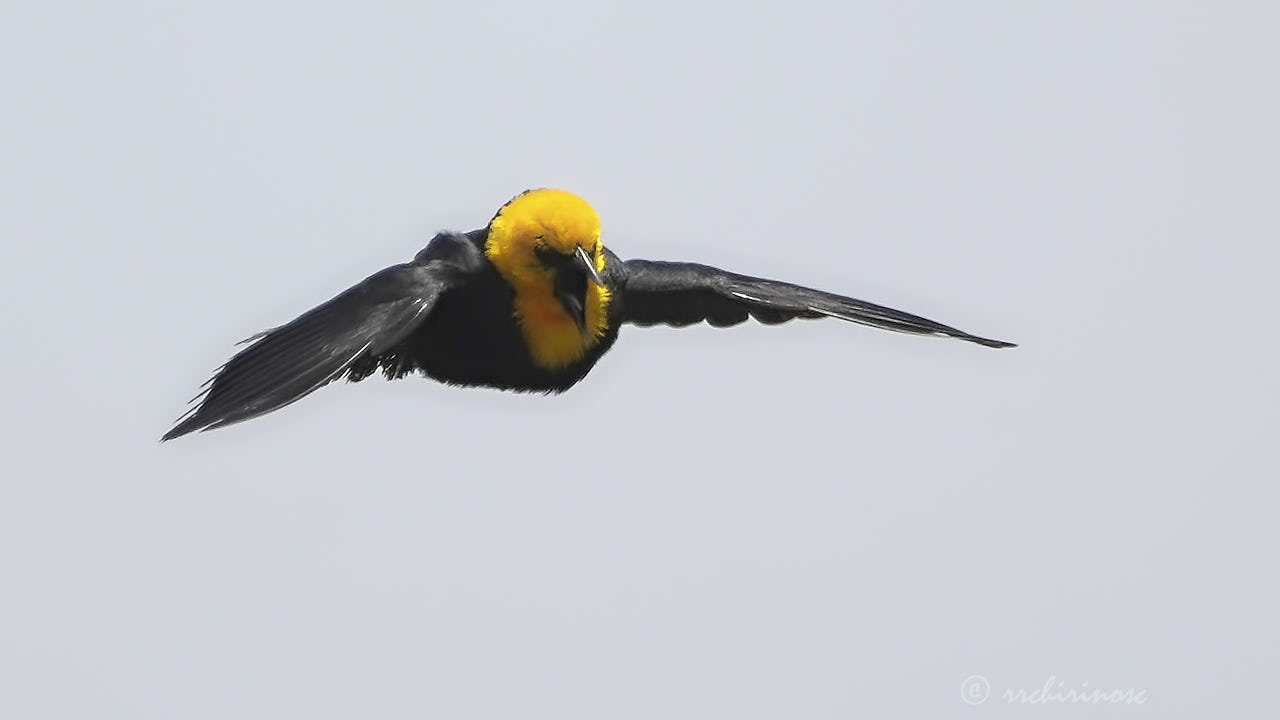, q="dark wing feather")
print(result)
[621,260,1014,348]
[162,262,452,440]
